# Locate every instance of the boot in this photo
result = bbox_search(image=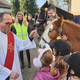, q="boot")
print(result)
[20,51,24,69]
[21,63,24,69]
[28,62,31,68]
[26,50,31,68]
